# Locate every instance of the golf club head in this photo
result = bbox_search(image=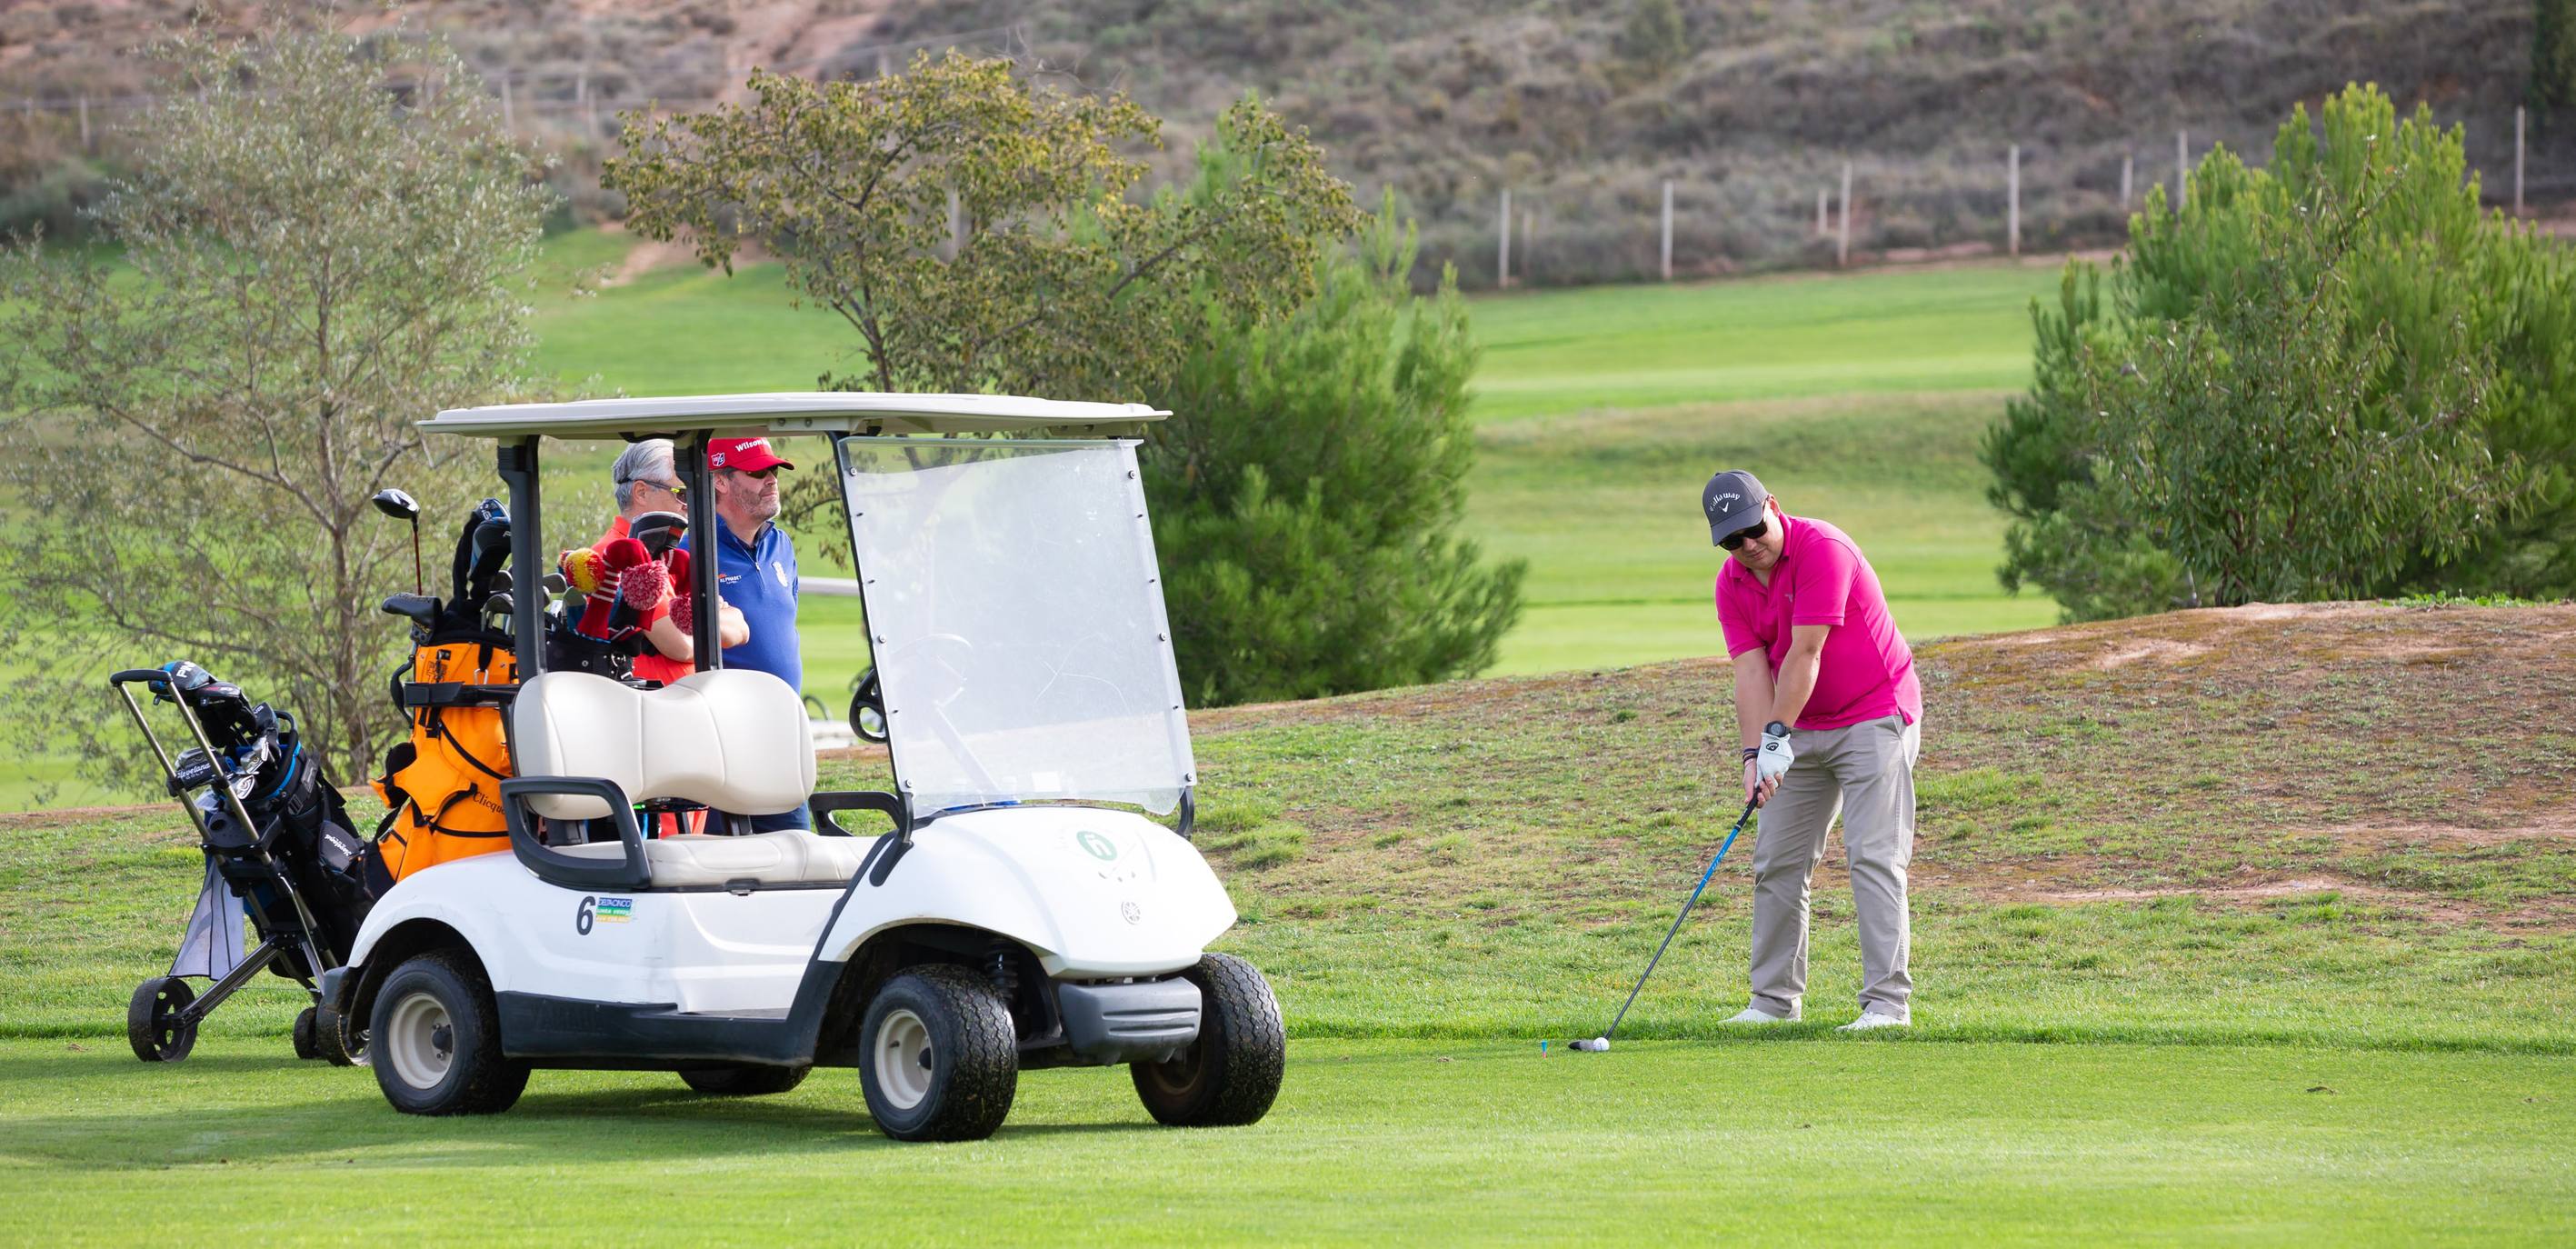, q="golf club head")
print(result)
[541,572,568,595]
[1573,1037,1610,1052]
[491,568,513,595]
[371,487,420,522]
